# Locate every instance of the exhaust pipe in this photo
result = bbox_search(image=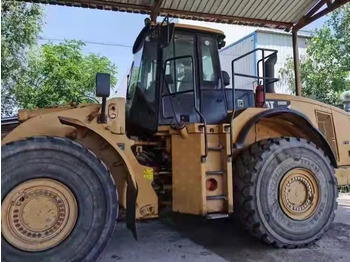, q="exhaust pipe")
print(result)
[264,53,277,93]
